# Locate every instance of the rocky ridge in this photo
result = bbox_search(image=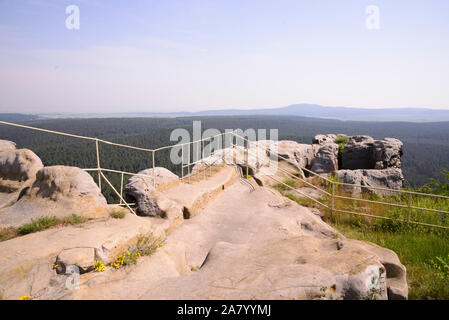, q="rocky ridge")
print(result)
[0,138,408,300]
